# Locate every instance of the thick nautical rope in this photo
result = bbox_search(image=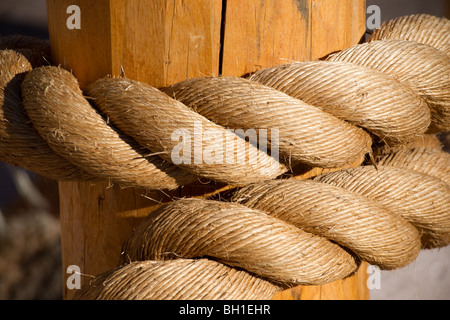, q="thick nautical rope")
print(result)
[0,14,449,300]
